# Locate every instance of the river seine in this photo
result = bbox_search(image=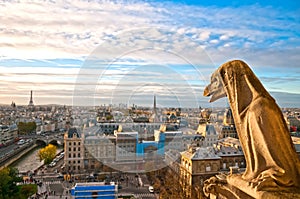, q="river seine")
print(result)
[12,146,62,173]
